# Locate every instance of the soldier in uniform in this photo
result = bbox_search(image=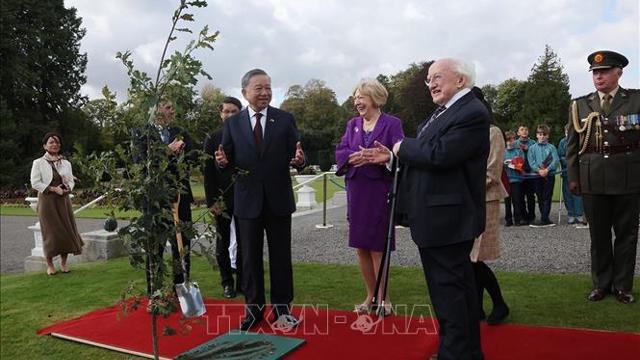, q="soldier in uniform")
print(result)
[566,50,640,304]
